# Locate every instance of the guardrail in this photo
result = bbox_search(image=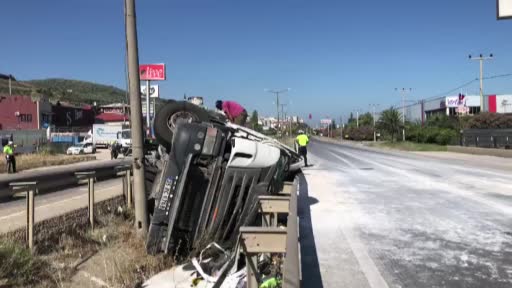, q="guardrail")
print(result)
[6,165,134,252]
[0,159,130,199]
[239,179,301,288]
